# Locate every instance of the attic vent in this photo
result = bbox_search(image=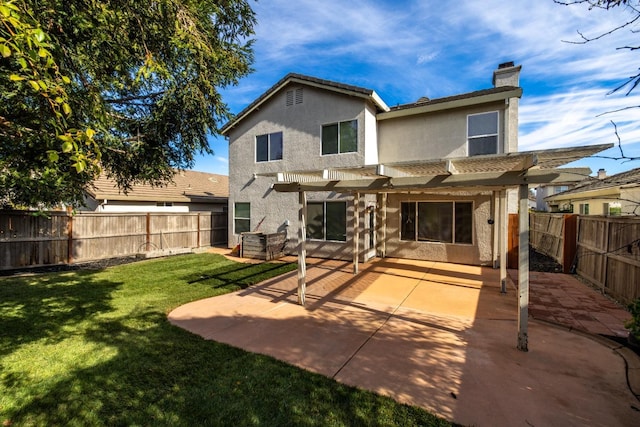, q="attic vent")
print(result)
[417,96,430,104]
[286,88,303,106]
